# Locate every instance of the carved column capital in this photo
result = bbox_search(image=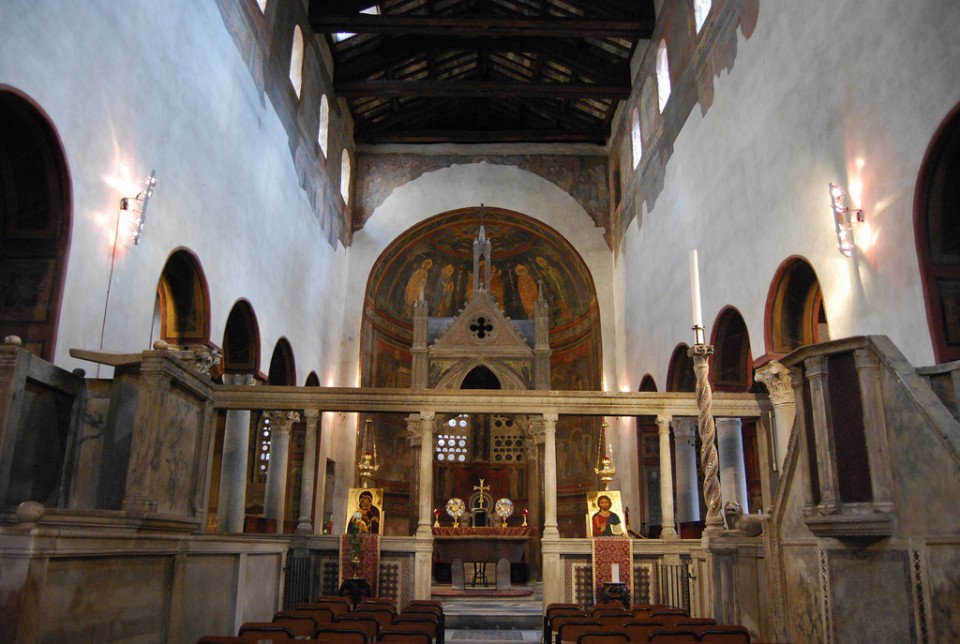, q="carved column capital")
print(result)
[655,414,672,435]
[264,410,300,435]
[672,417,698,441]
[755,360,794,406]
